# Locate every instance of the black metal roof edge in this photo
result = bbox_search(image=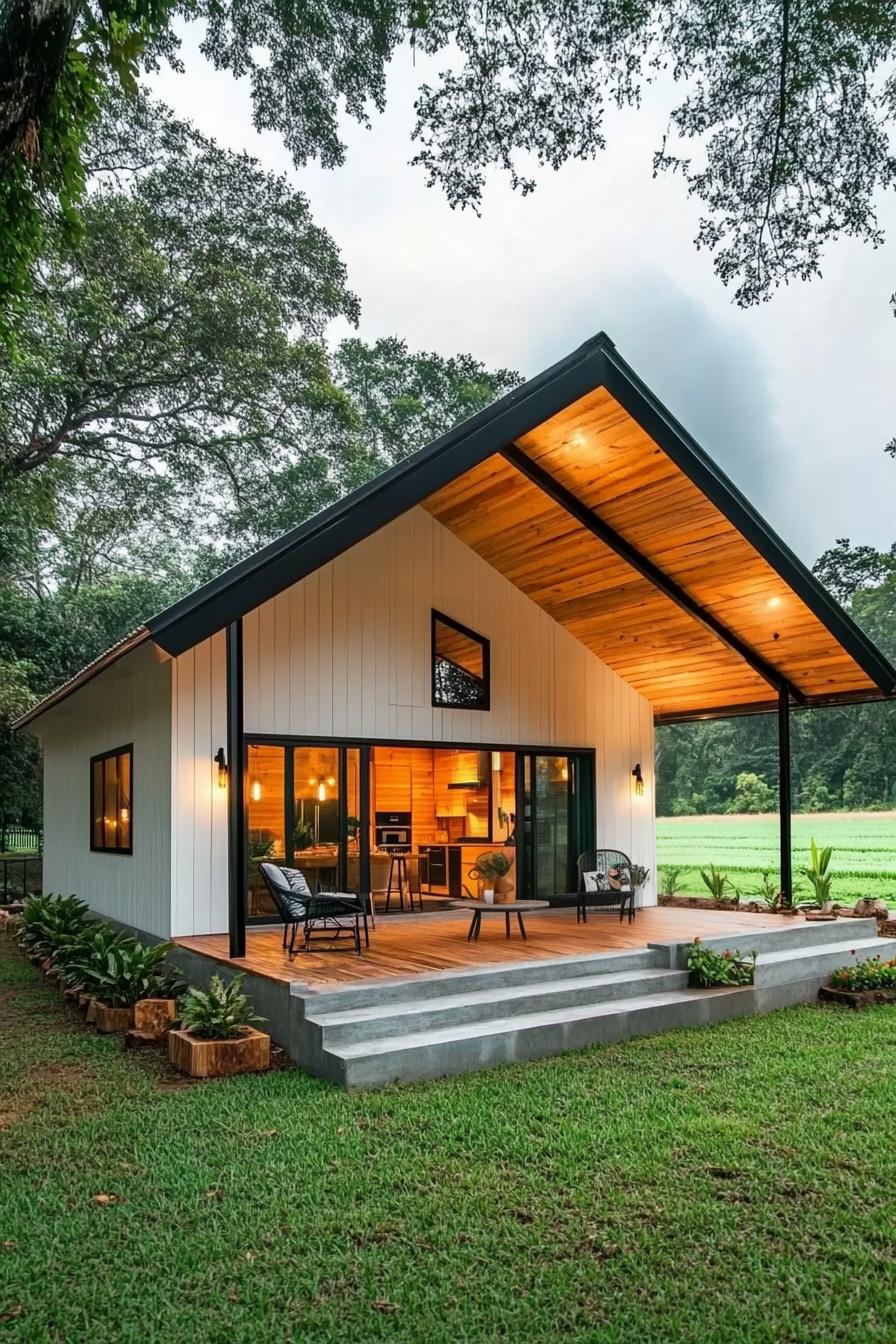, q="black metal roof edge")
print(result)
[146,332,615,655]
[655,688,895,725]
[601,345,896,696]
